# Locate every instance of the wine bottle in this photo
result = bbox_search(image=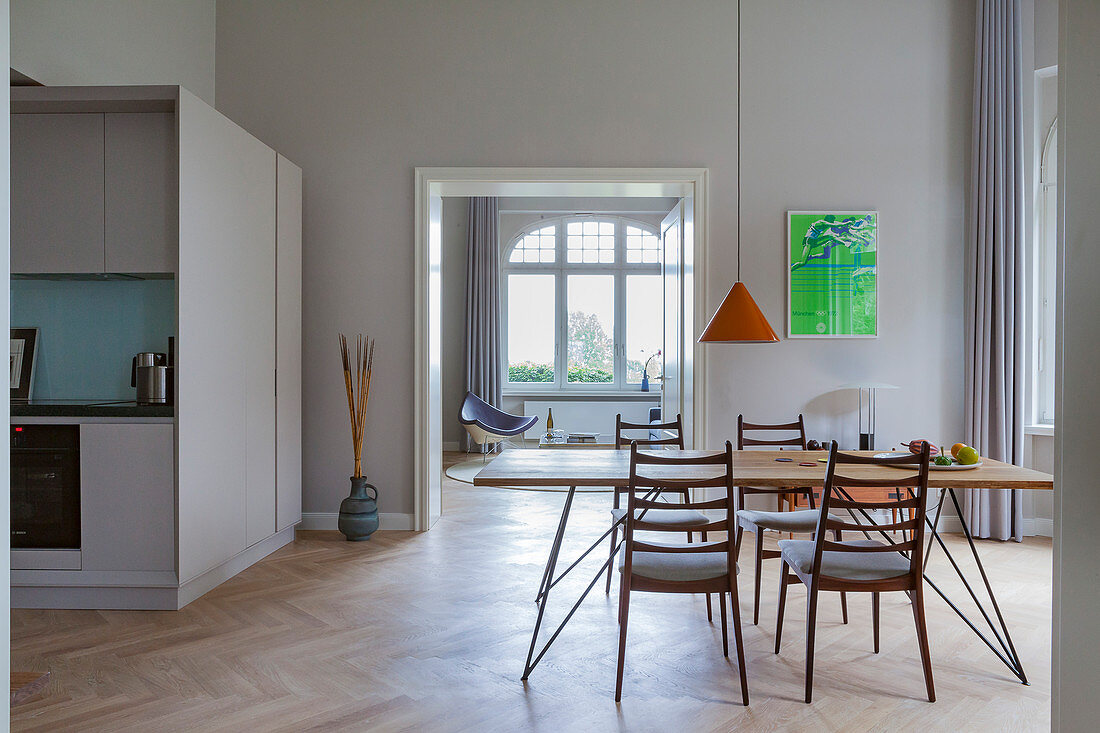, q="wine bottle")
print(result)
[547,408,554,431]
